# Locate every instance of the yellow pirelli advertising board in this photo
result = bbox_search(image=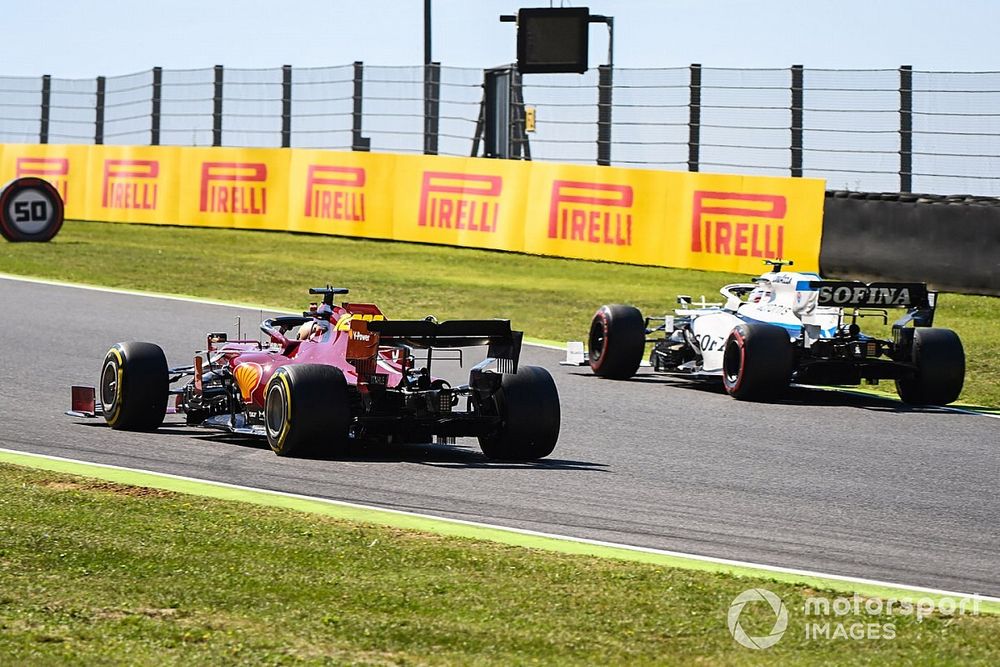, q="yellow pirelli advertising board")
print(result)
[0,143,826,272]
[391,155,531,253]
[287,150,395,240]
[0,144,90,213]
